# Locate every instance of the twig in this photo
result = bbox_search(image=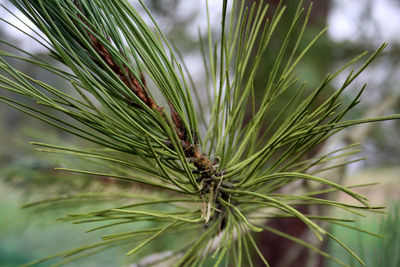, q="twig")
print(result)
[74,1,215,176]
